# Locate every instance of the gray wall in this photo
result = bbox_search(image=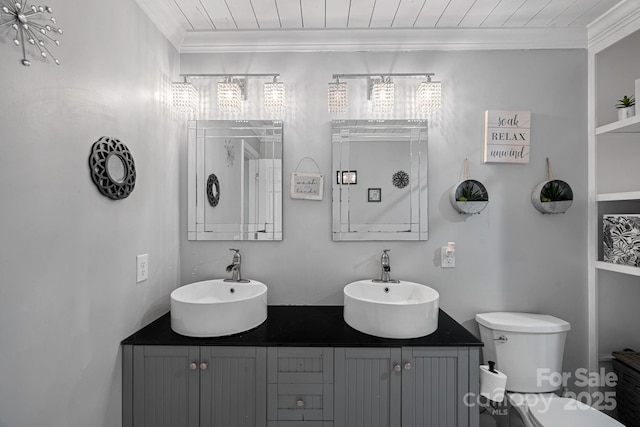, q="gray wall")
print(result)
[0,0,181,426]
[181,50,589,380]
